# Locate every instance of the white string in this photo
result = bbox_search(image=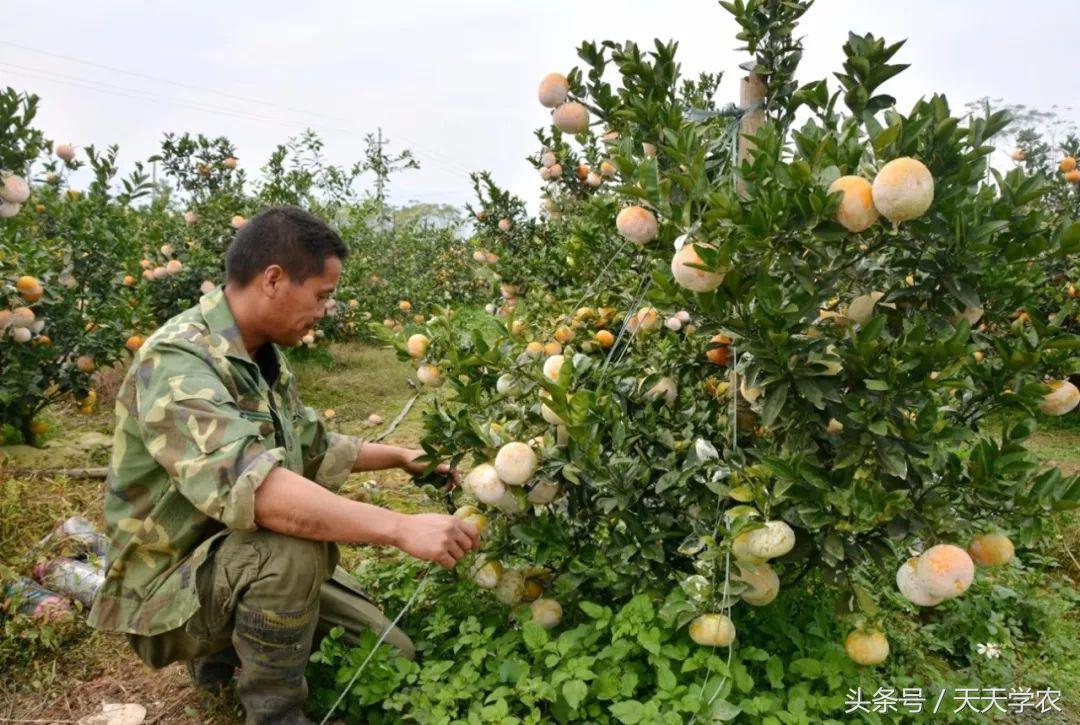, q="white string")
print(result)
[319,568,432,725]
[688,344,739,723]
